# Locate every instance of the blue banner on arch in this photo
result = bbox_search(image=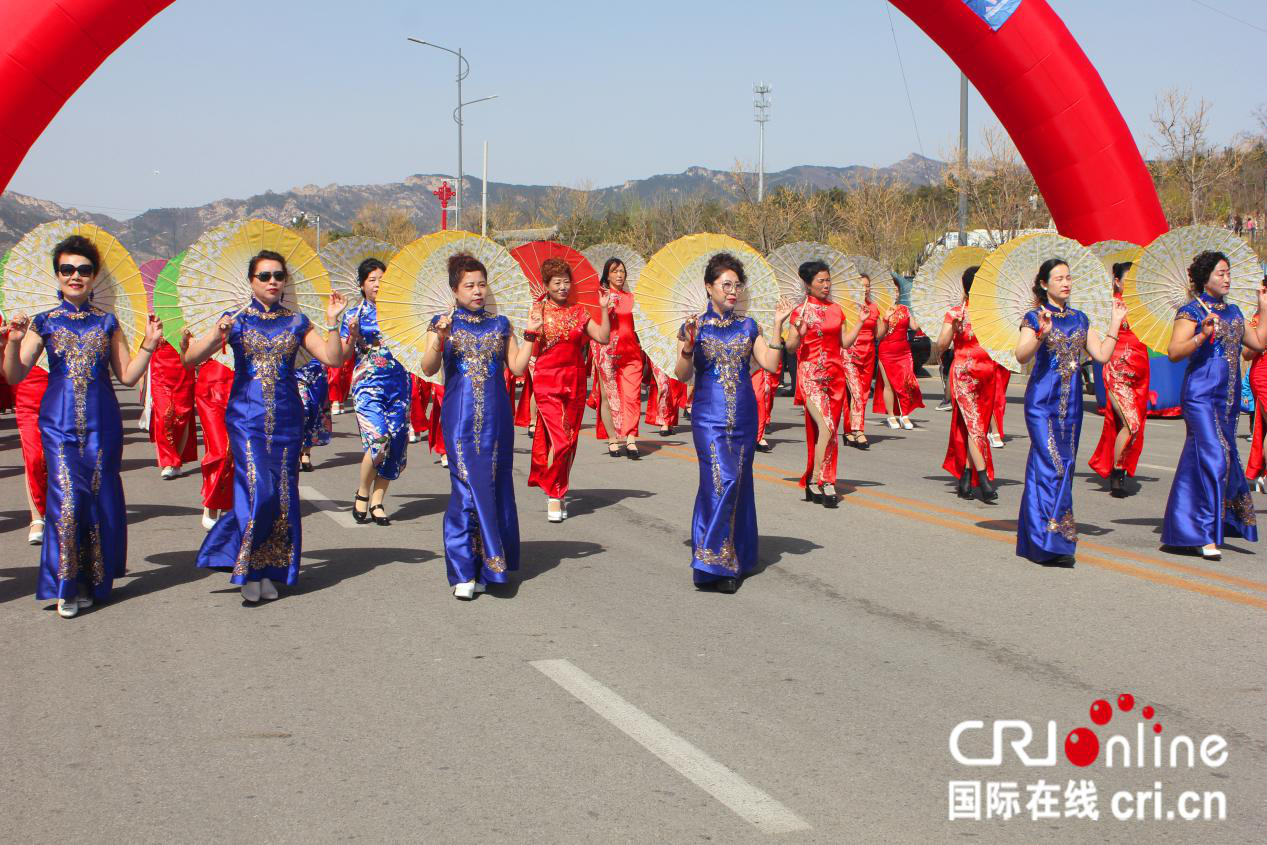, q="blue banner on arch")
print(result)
[962,0,1022,30]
